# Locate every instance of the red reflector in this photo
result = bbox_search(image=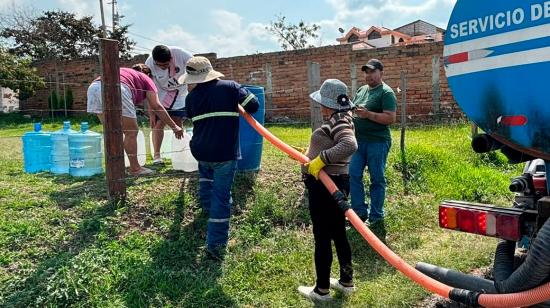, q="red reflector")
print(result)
[457,210,476,233]
[476,211,487,234]
[498,115,528,126]
[496,215,521,241]
[446,52,468,64]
